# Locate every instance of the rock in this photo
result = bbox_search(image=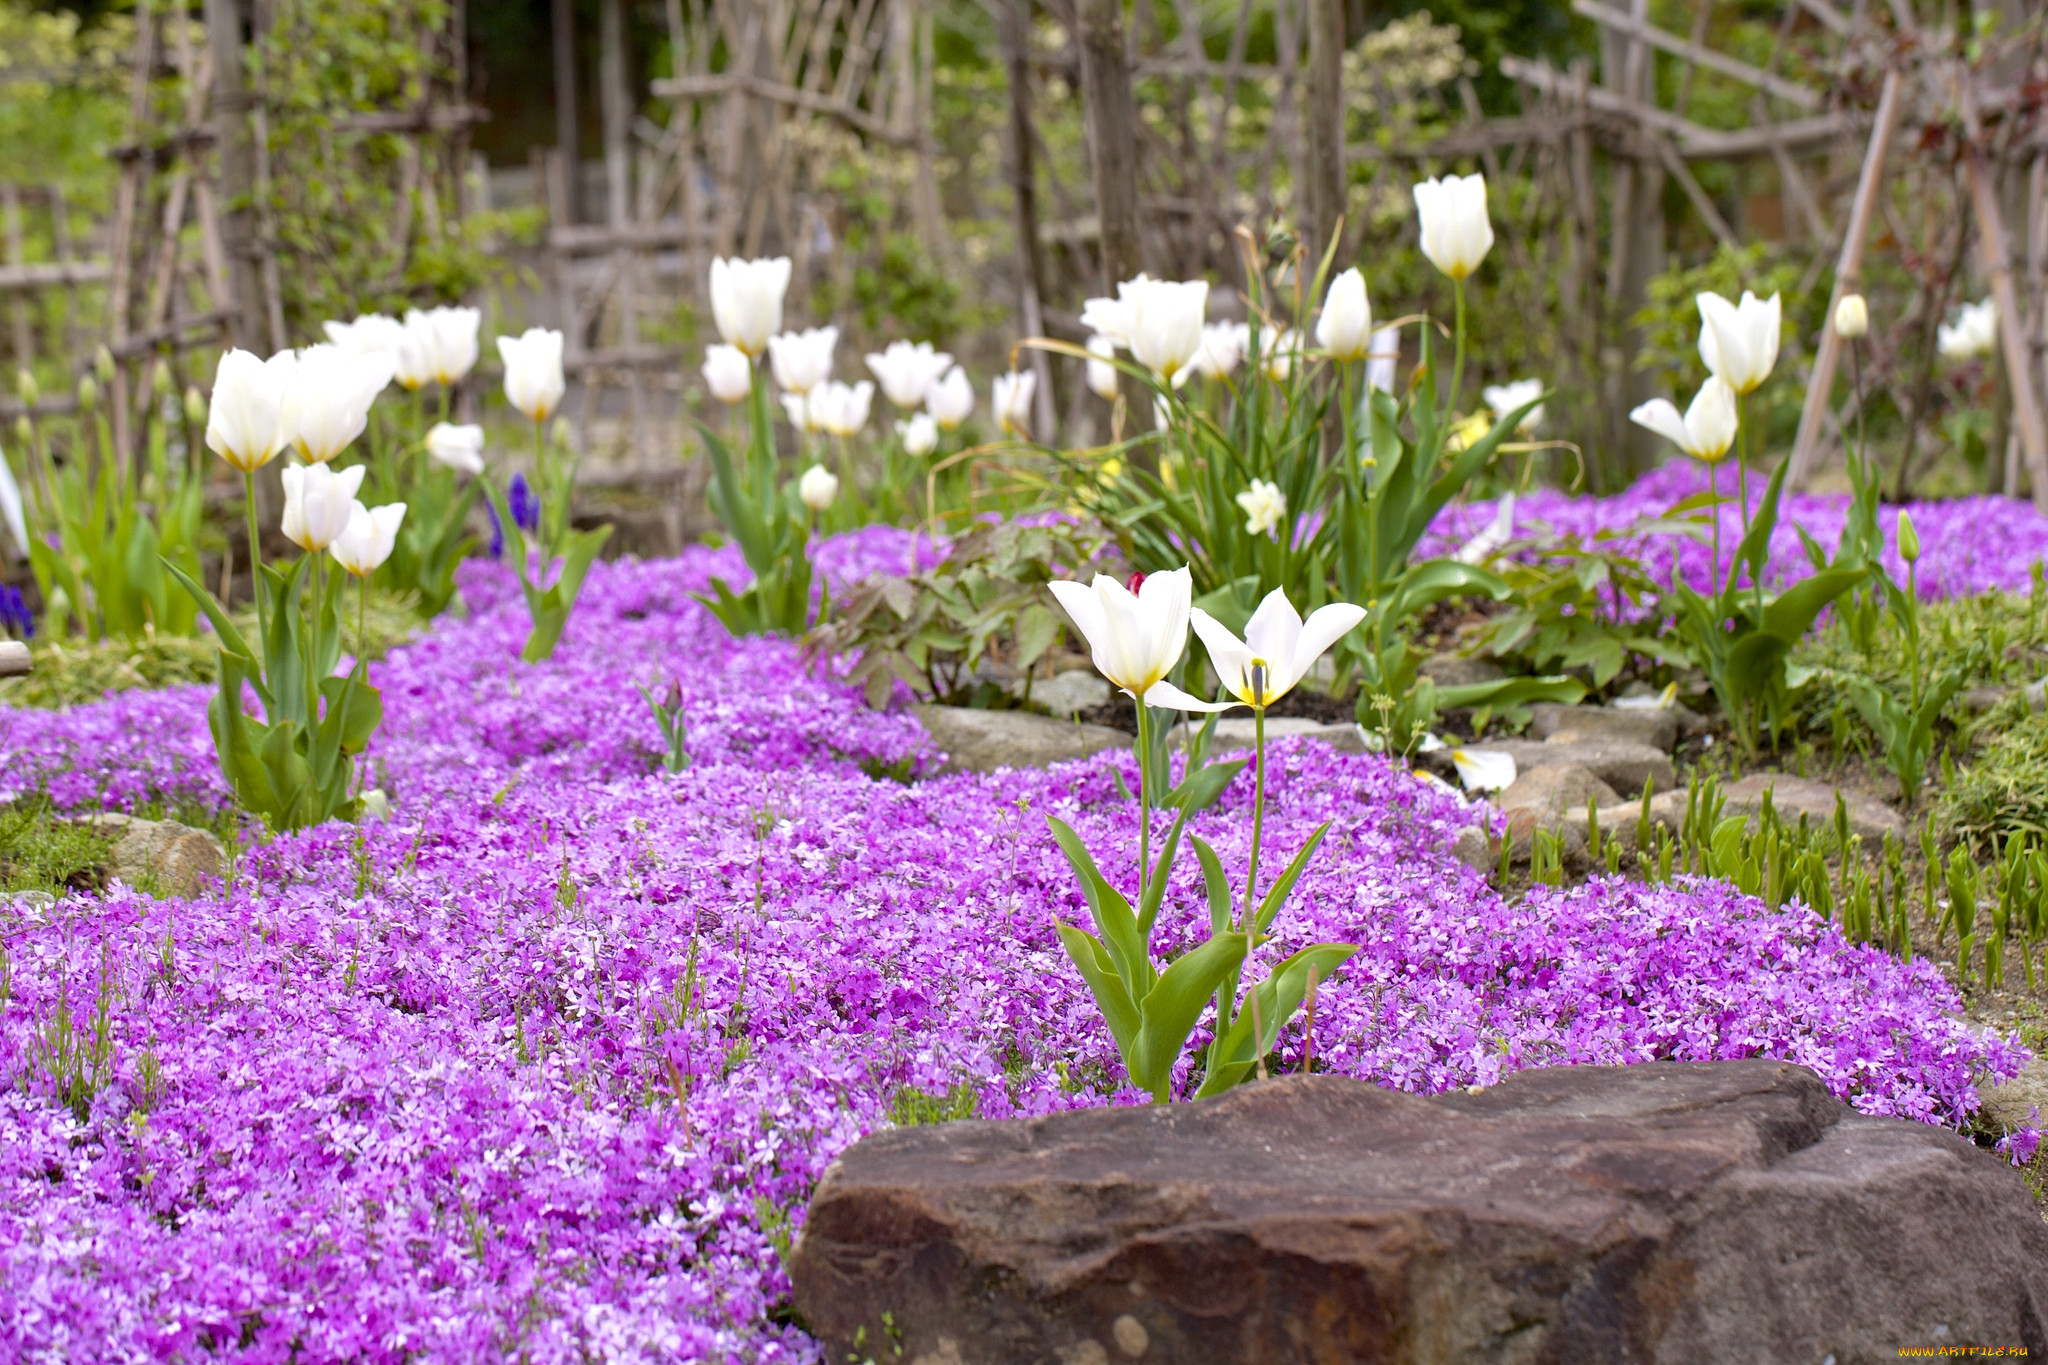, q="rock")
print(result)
[1721,772,1902,845]
[104,816,225,898]
[1021,670,1112,719]
[1450,823,1494,872]
[1486,737,1674,798]
[1496,762,1620,848]
[914,704,1128,775]
[1527,701,1678,753]
[1419,652,1503,689]
[1964,685,2013,715]
[792,1062,2048,1365]
[1192,717,1365,756]
[1979,1054,2048,1135]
